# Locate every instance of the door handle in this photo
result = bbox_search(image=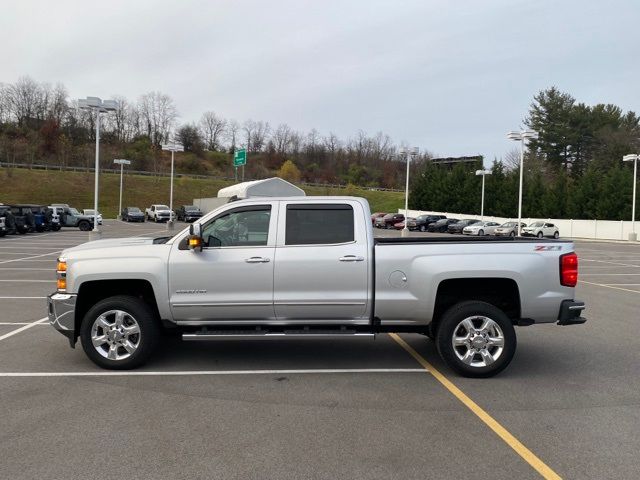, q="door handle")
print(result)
[339,255,364,262]
[245,257,270,263]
